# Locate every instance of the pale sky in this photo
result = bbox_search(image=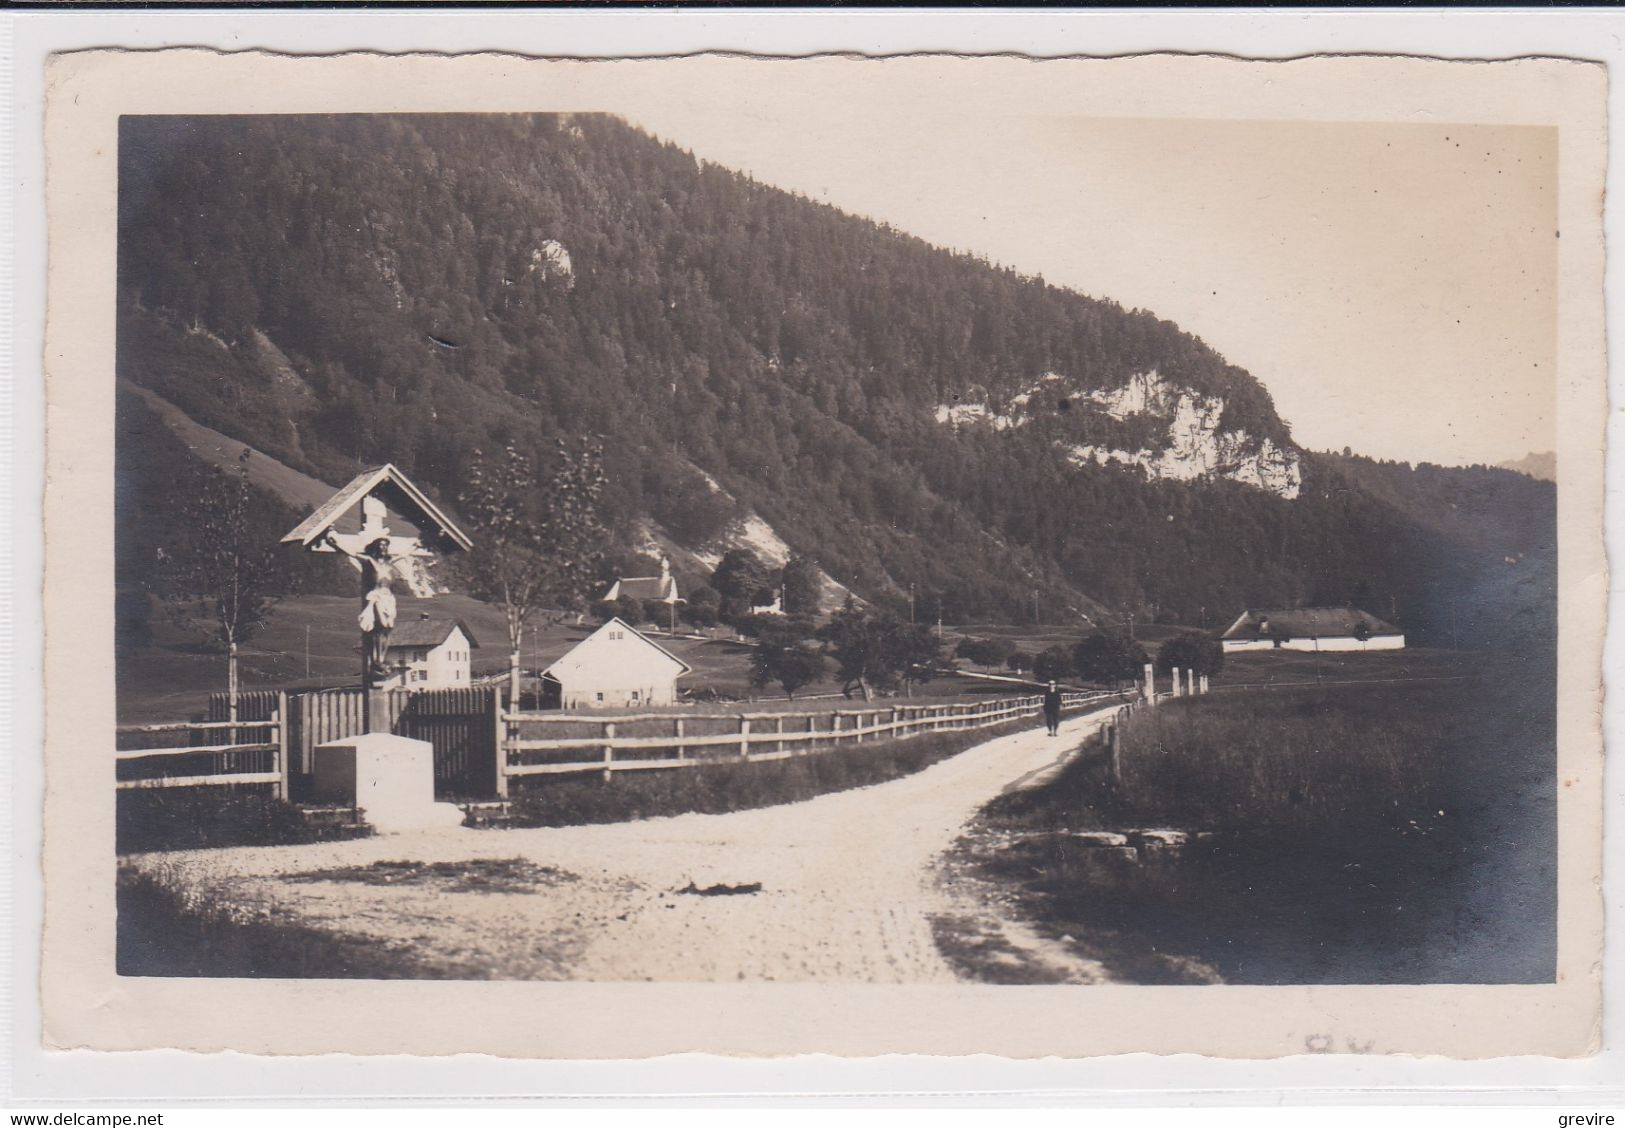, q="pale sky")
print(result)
[619,109,1556,468]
